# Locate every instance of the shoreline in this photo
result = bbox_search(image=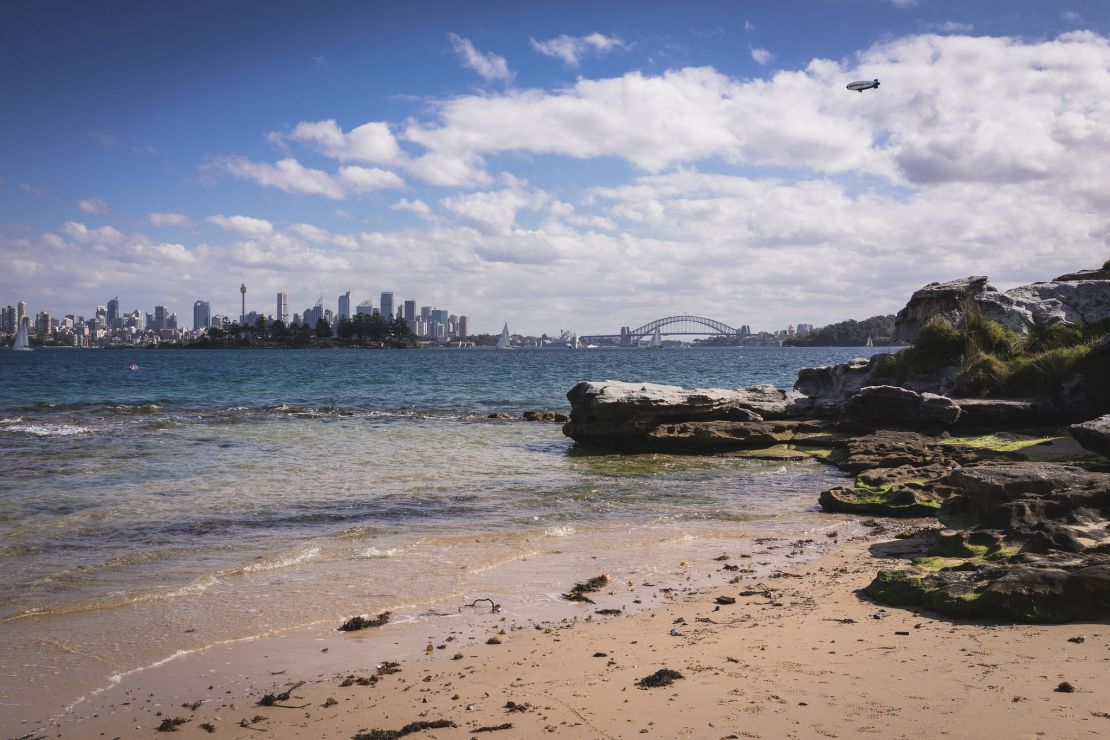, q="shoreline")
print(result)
[35,528,1109,739]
